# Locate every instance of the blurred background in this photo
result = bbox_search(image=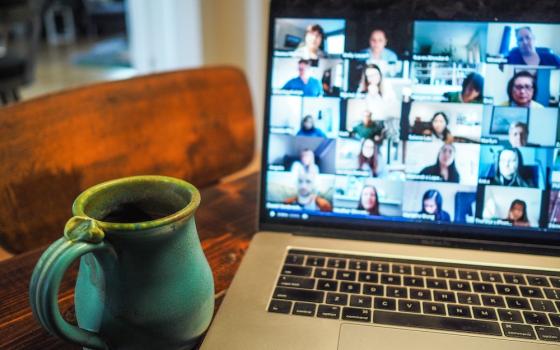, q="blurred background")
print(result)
[0,0,268,141]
